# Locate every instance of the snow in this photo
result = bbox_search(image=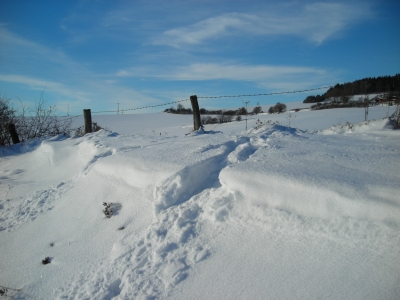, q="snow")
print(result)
[1,104,399,299]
